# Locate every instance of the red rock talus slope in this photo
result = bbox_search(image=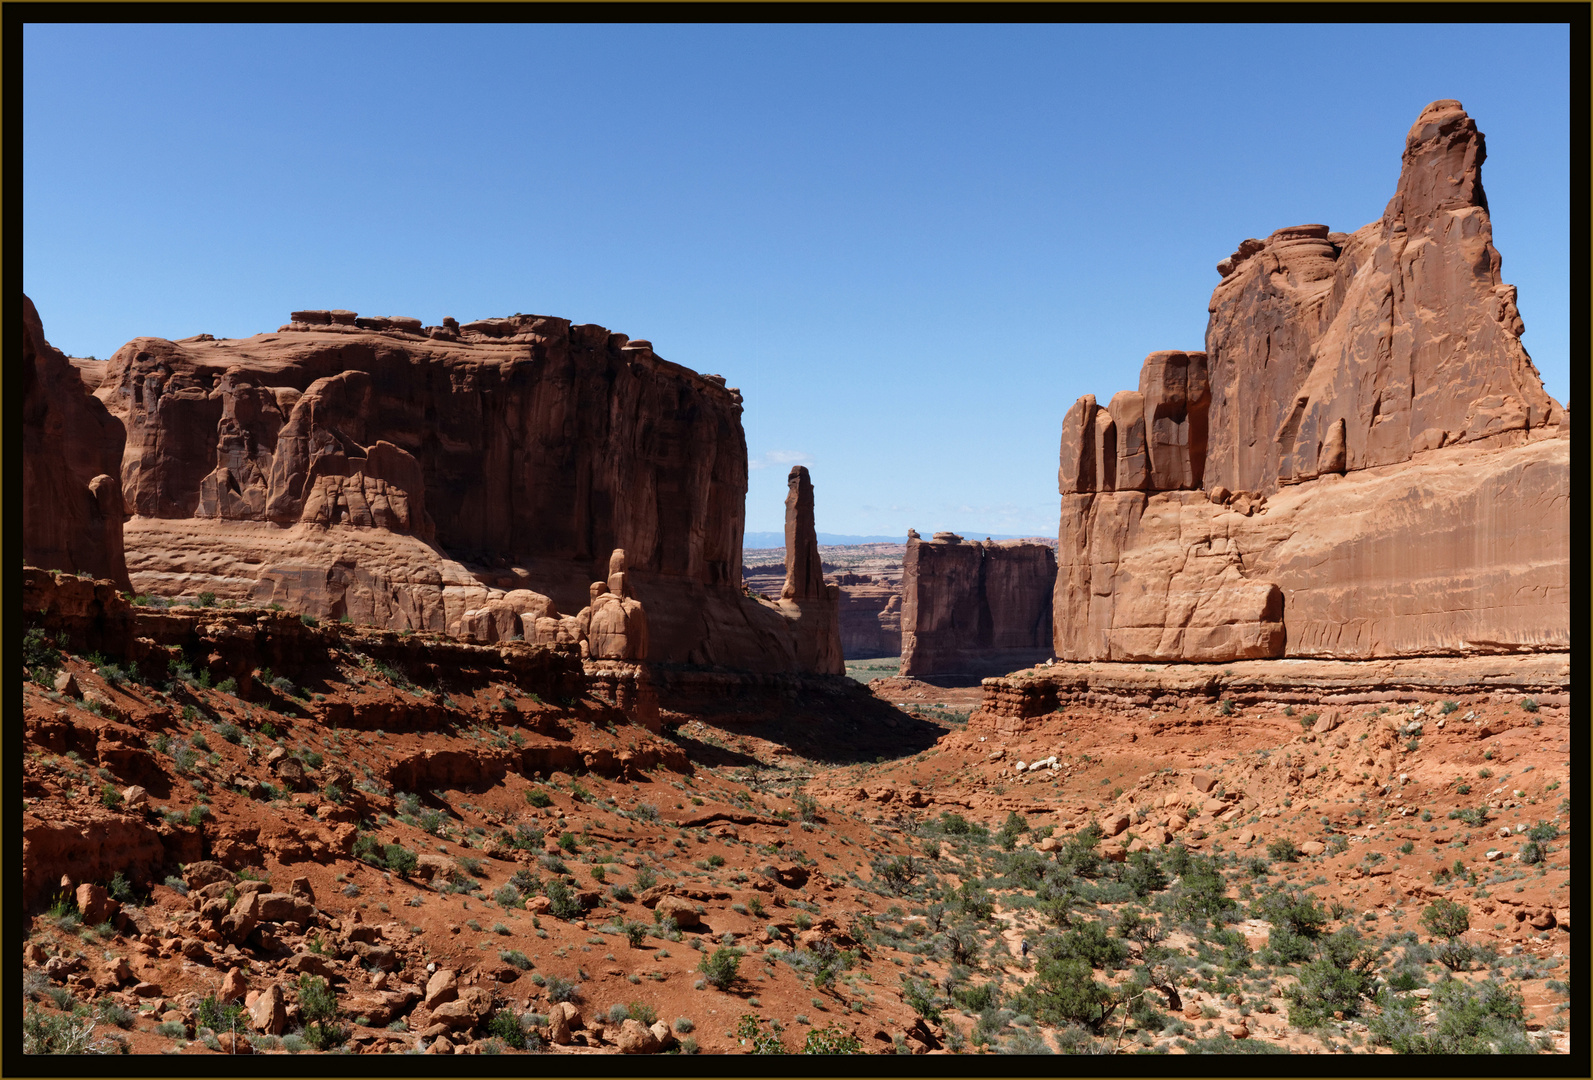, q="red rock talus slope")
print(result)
[900,532,1055,677]
[96,312,834,672]
[1053,101,1568,662]
[22,295,131,589]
